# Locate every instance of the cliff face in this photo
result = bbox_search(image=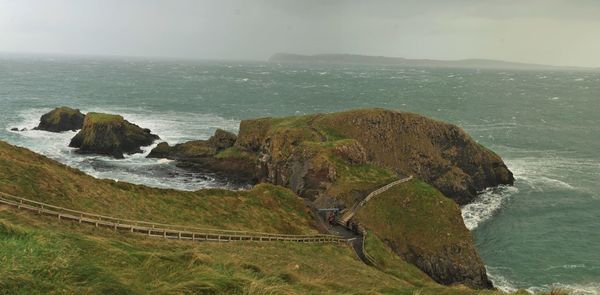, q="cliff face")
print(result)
[69,113,159,159]
[146,108,513,289]
[235,109,513,205]
[312,109,514,205]
[356,179,493,289]
[34,107,85,132]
